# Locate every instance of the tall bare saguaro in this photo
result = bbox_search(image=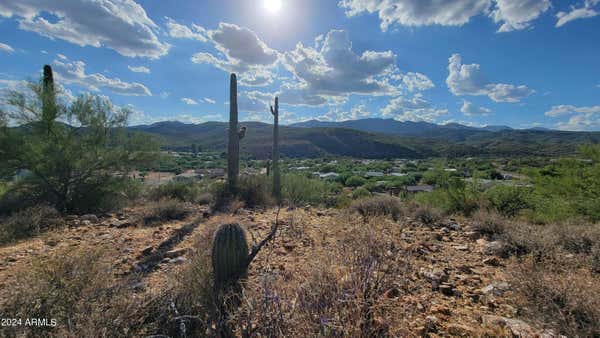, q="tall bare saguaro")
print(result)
[270,96,281,203]
[227,73,246,193]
